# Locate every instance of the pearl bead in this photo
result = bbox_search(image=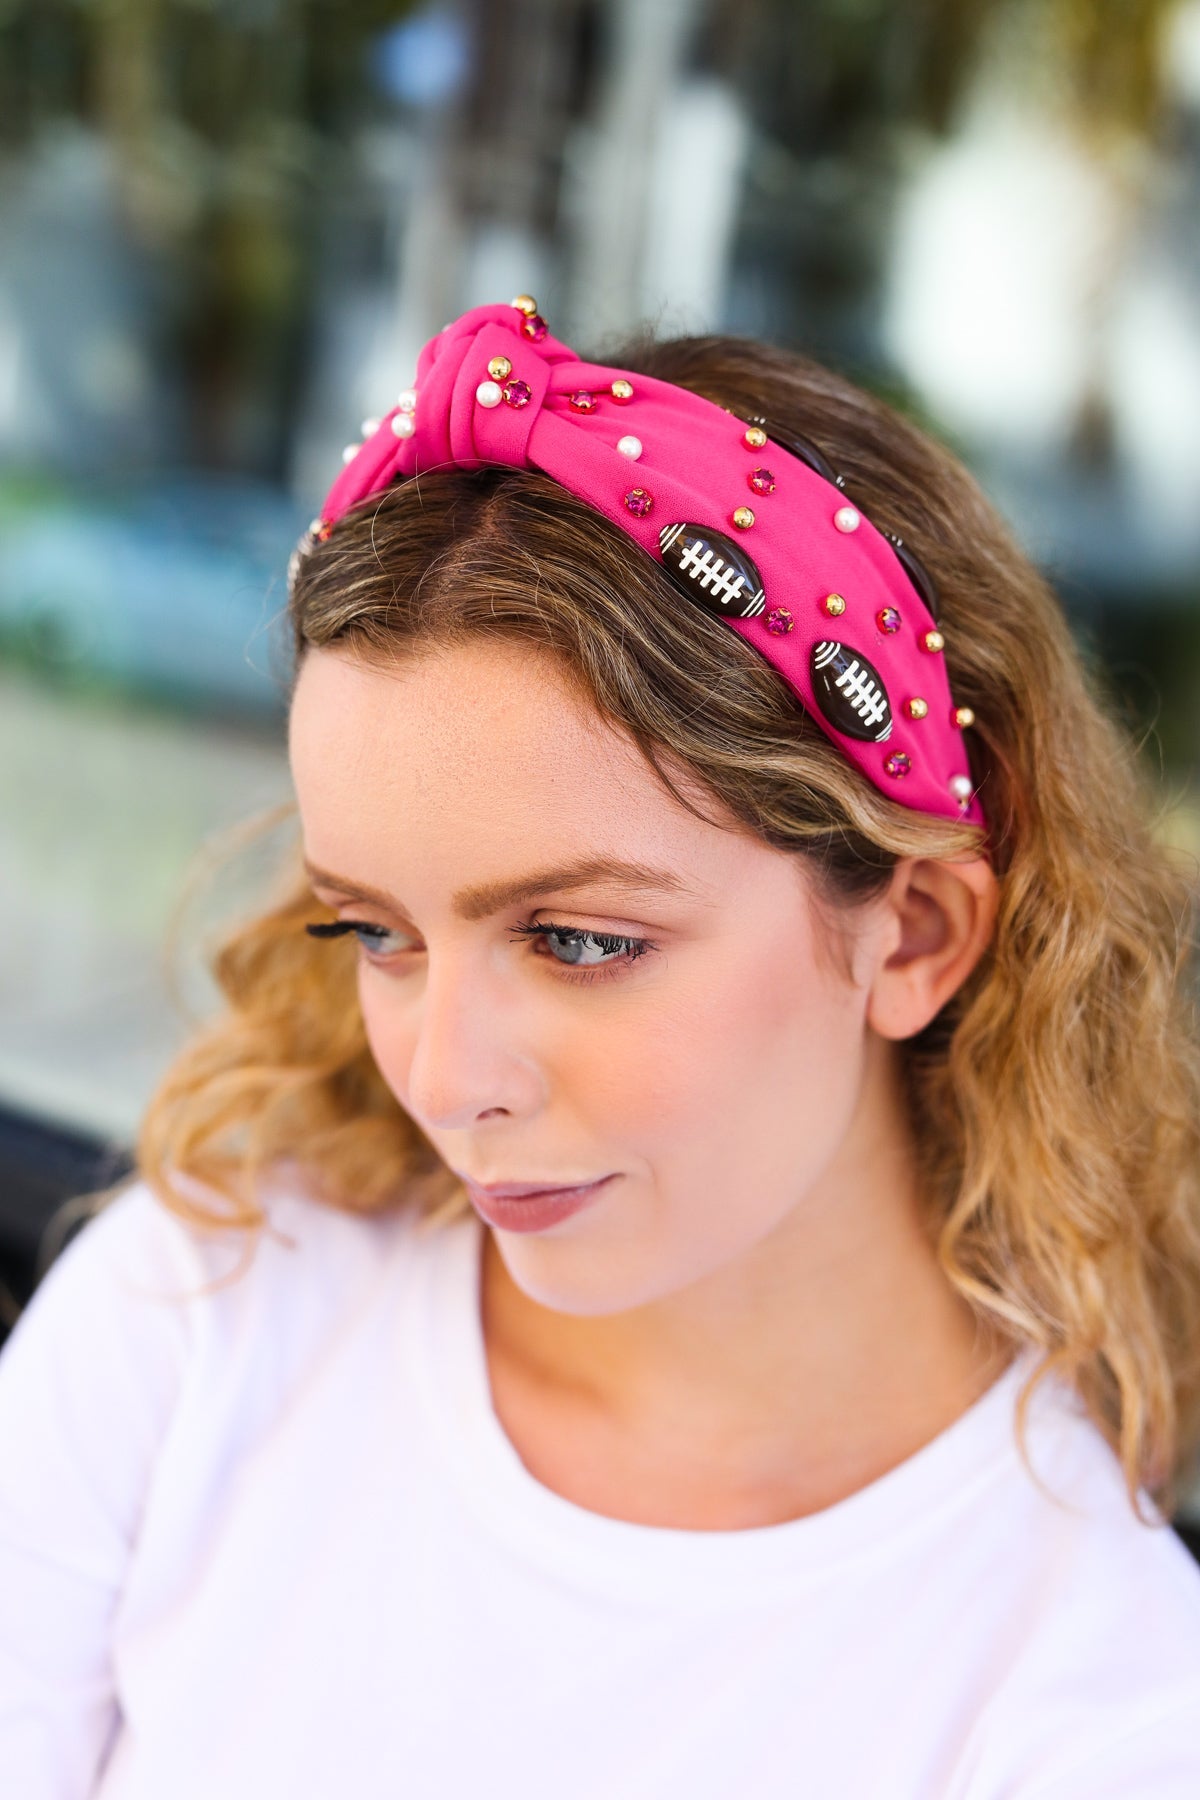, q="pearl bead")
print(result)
[390,412,415,438]
[361,417,381,436]
[616,435,642,459]
[396,389,417,413]
[309,517,324,534]
[950,774,973,803]
[475,381,503,408]
[833,506,860,532]
[341,444,359,463]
